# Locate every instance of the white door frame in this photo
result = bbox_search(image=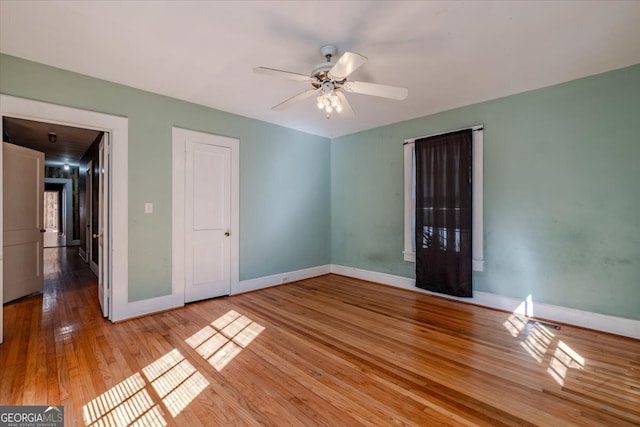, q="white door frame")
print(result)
[97,134,110,317]
[0,95,129,343]
[172,127,239,301]
[87,159,100,276]
[86,161,94,267]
